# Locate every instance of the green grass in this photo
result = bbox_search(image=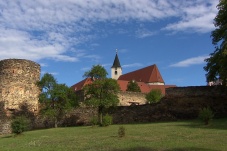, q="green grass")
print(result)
[0,119,227,151]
